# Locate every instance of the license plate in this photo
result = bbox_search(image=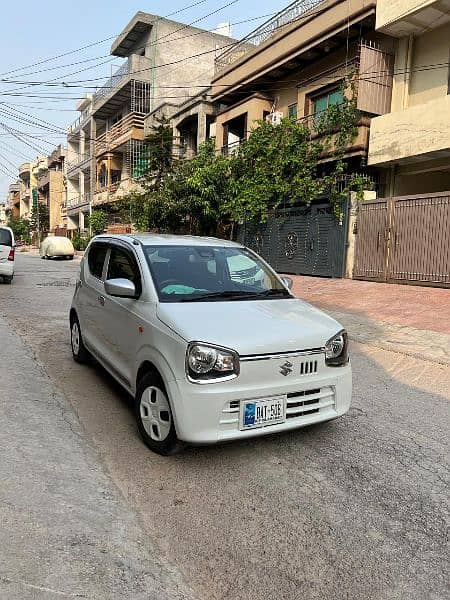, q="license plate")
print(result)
[241,396,286,430]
